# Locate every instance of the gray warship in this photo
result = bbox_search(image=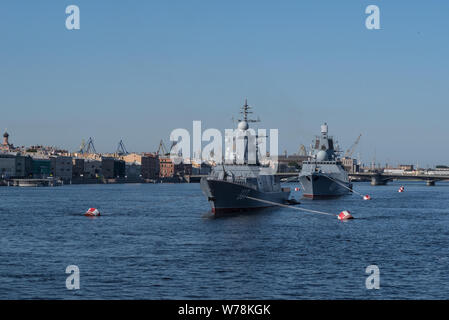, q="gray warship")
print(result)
[298,123,352,199]
[200,100,291,214]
